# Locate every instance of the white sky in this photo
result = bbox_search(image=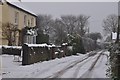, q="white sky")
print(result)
[9,0,120,2]
[8,0,119,35]
[22,2,118,34]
